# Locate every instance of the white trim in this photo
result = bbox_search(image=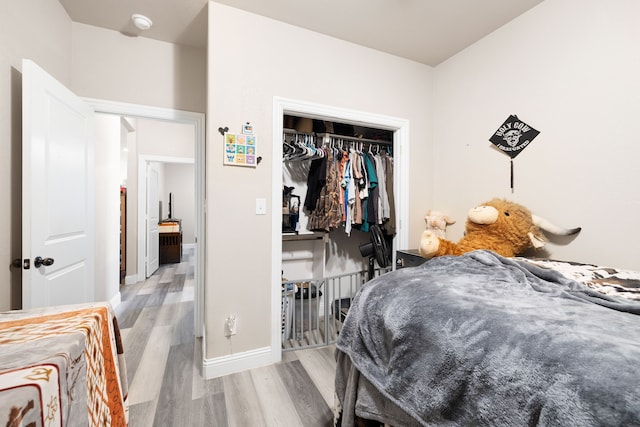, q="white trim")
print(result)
[271,96,410,362]
[124,275,137,285]
[203,346,273,379]
[84,98,202,124]
[83,98,206,342]
[202,323,207,376]
[139,155,195,164]
[109,291,122,310]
